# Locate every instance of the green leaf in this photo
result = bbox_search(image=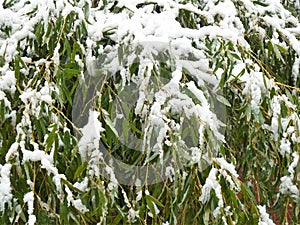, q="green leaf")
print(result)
[14,56,21,80]
[275,44,288,55]
[60,202,69,224]
[101,109,119,137]
[83,3,90,20]
[219,70,228,89]
[285,89,294,104]
[0,100,6,122]
[111,213,122,225]
[0,56,5,67]
[267,41,273,59]
[61,179,84,194]
[203,209,210,225]
[241,183,257,204]
[268,41,284,62]
[45,124,57,153]
[245,105,251,122]
[146,194,164,207]
[63,38,72,56]
[251,205,259,223]
[228,51,241,61]
[216,95,231,107]
[146,195,156,217]
[64,68,80,78]
[118,46,123,65]
[253,1,269,7]
[273,43,284,62]
[74,161,87,180]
